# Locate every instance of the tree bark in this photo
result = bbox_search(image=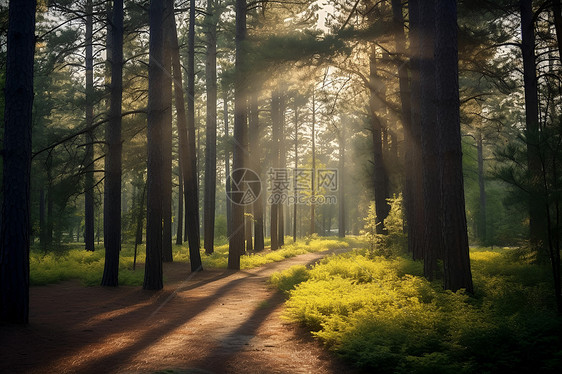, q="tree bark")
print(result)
[144,0,165,290]
[228,0,248,269]
[185,0,203,271]
[224,92,232,238]
[278,92,286,247]
[419,0,441,280]
[477,130,487,244]
[161,0,174,263]
[0,0,36,324]
[270,91,280,250]
[520,0,547,260]
[101,0,123,287]
[338,121,346,238]
[169,1,202,271]
[204,0,218,254]
[310,91,316,235]
[249,92,265,251]
[84,0,95,252]
[436,0,473,293]
[293,102,299,242]
[369,46,390,235]
[176,165,184,245]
